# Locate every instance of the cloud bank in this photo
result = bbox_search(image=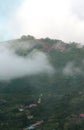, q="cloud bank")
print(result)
[0,43,54,81]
